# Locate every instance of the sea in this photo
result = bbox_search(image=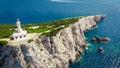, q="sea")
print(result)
[0,0,120,68]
